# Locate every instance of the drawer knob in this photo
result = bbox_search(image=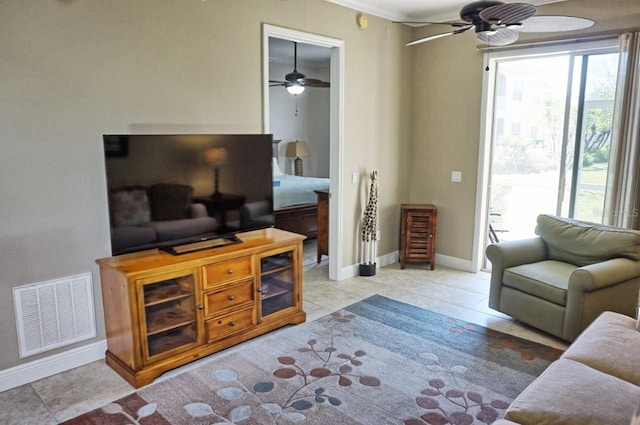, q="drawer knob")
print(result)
[229,321,236,327]
[227,295,236,301]
[197,304,204,310]
[227,269,234,275]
